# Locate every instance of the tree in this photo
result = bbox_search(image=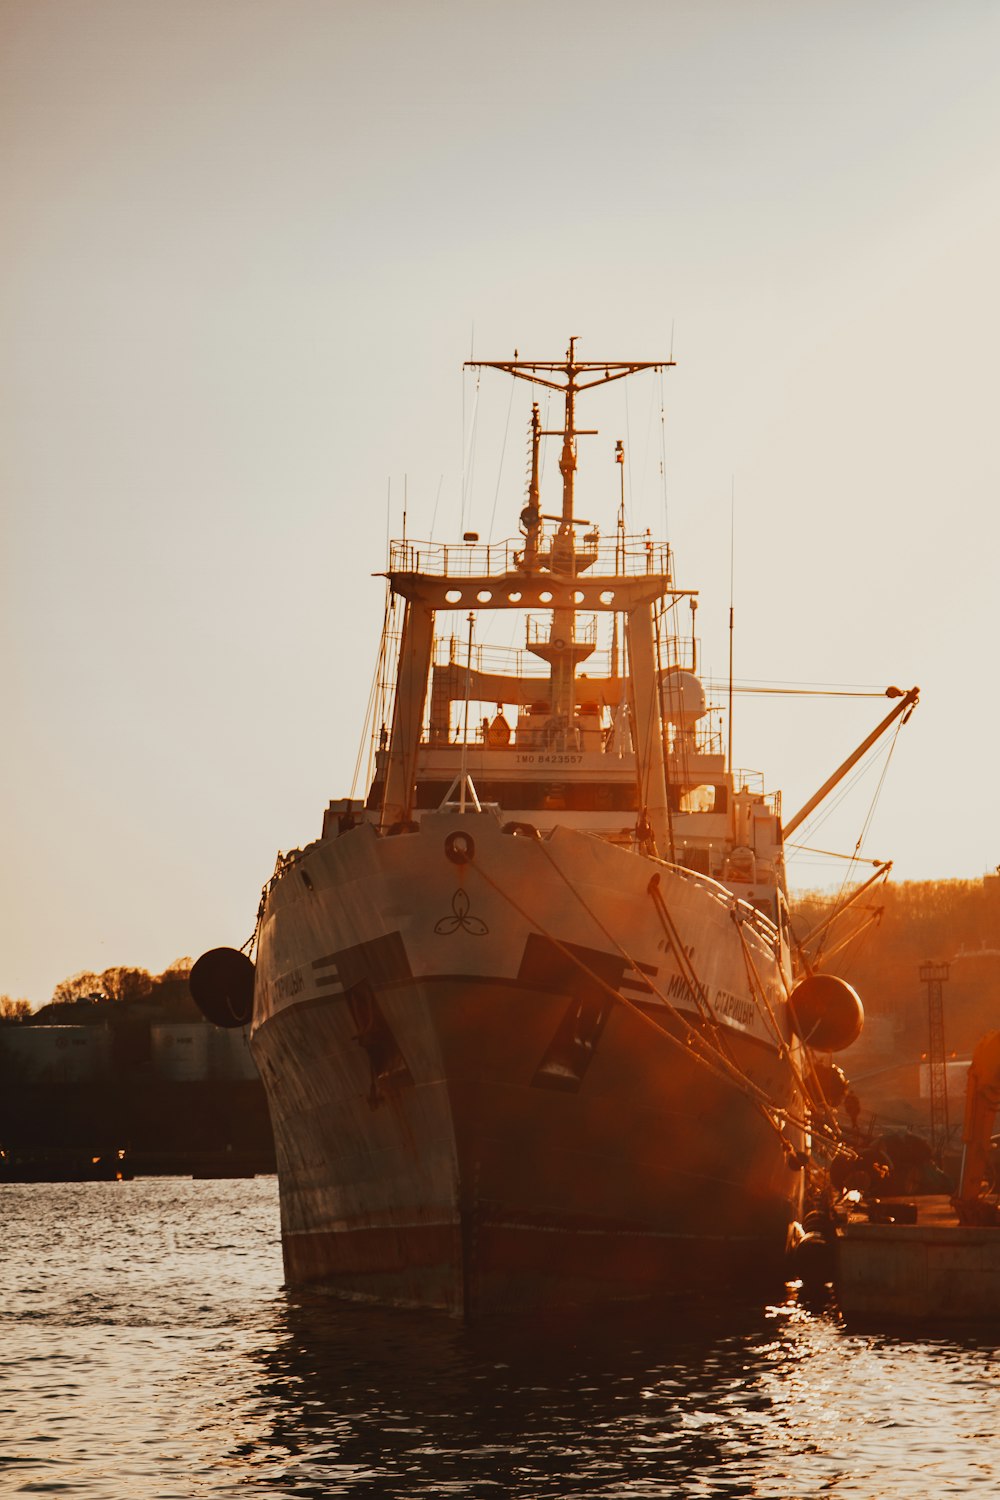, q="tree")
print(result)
[50,972,106,1006]
[99,967,153,1004]
[160,957,193,978]
[0,996,32,1023]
